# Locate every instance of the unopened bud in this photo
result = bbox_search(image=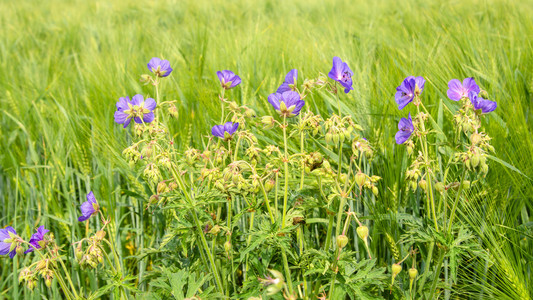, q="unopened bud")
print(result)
[224,241,232,254]
[355,172,366,188]
[336,235,348,249]
[409,268,418,280]
[157,181,168,194]
[356,226,369,241]
[434,182,445,193]
[45,277,52,288]
[471,154,480,168]
[16,245,24,256]
[95,230,106,241]
[392,263,402,280]
[261,116,275,129]
[264,179,275,192]
[371,185,379,196]
[418,179,427,191]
